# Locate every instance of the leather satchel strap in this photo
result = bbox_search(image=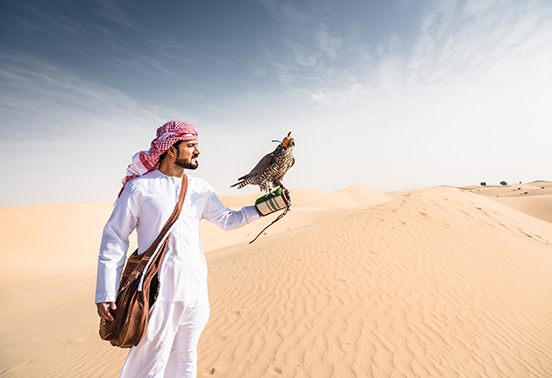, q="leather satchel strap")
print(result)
[131,173,188,275]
